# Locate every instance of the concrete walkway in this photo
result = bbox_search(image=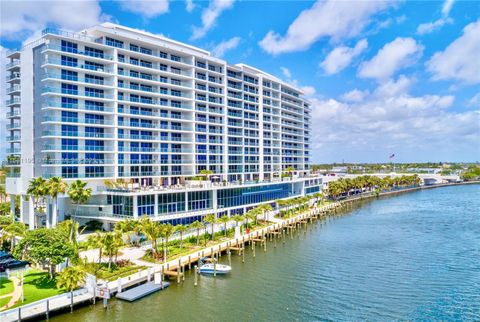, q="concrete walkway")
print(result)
[0,276,21,310]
